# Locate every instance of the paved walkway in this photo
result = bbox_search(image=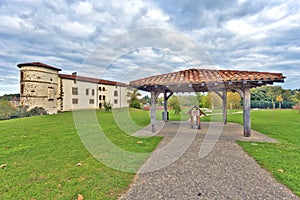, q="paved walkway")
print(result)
[120,121,299,200]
